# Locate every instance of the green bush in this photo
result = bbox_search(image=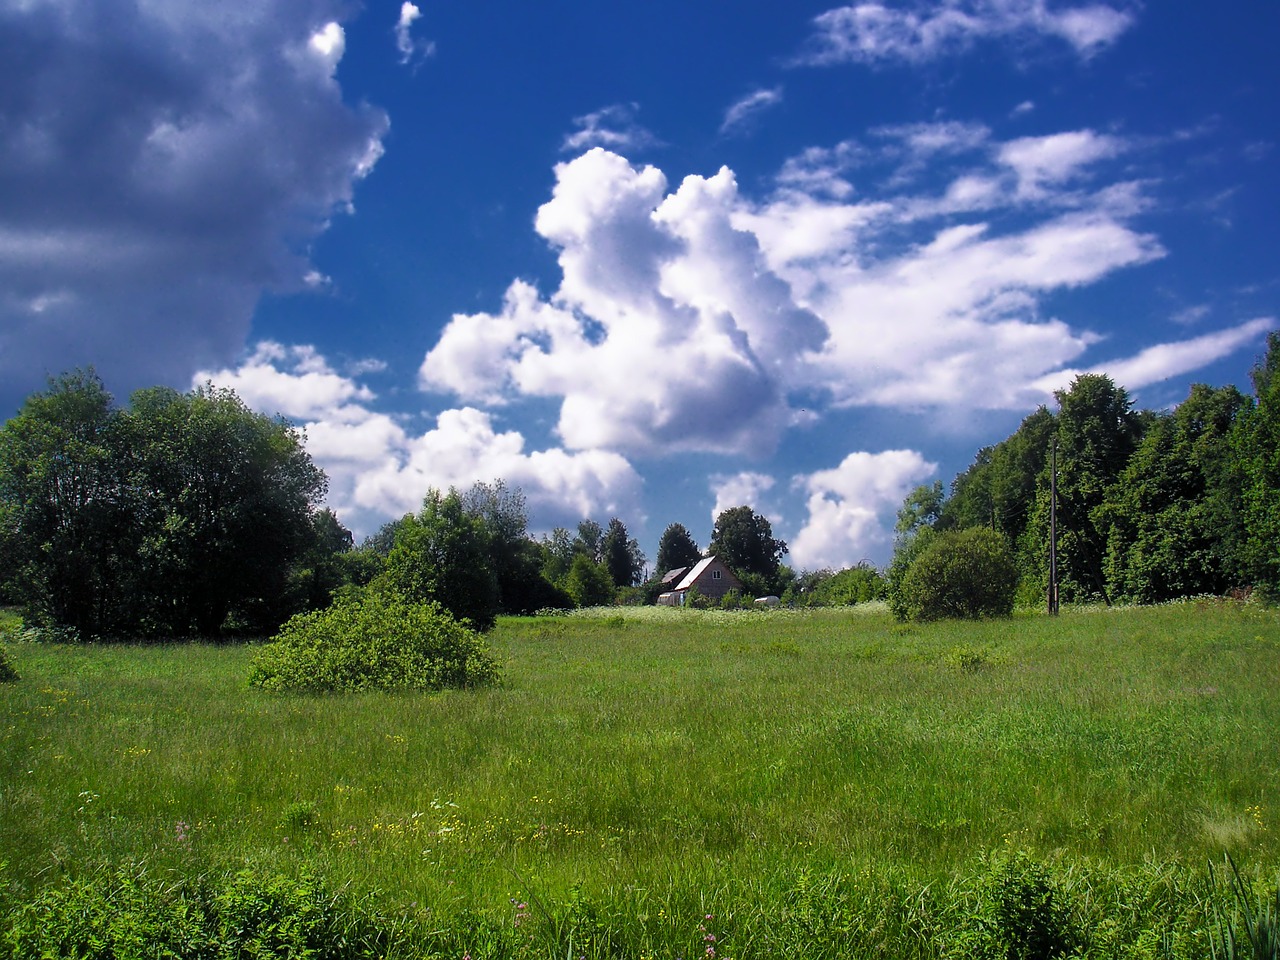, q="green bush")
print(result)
[810,564,887,606]
[893,527,1019,622]
[247,592,499,693]
[944,852,1079,960]
[2,866,387,960]
[0,645,16,683]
